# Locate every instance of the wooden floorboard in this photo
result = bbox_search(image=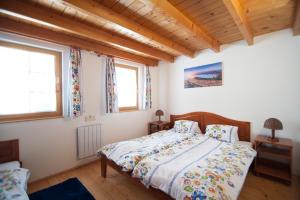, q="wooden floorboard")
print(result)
[28,160,300,200]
